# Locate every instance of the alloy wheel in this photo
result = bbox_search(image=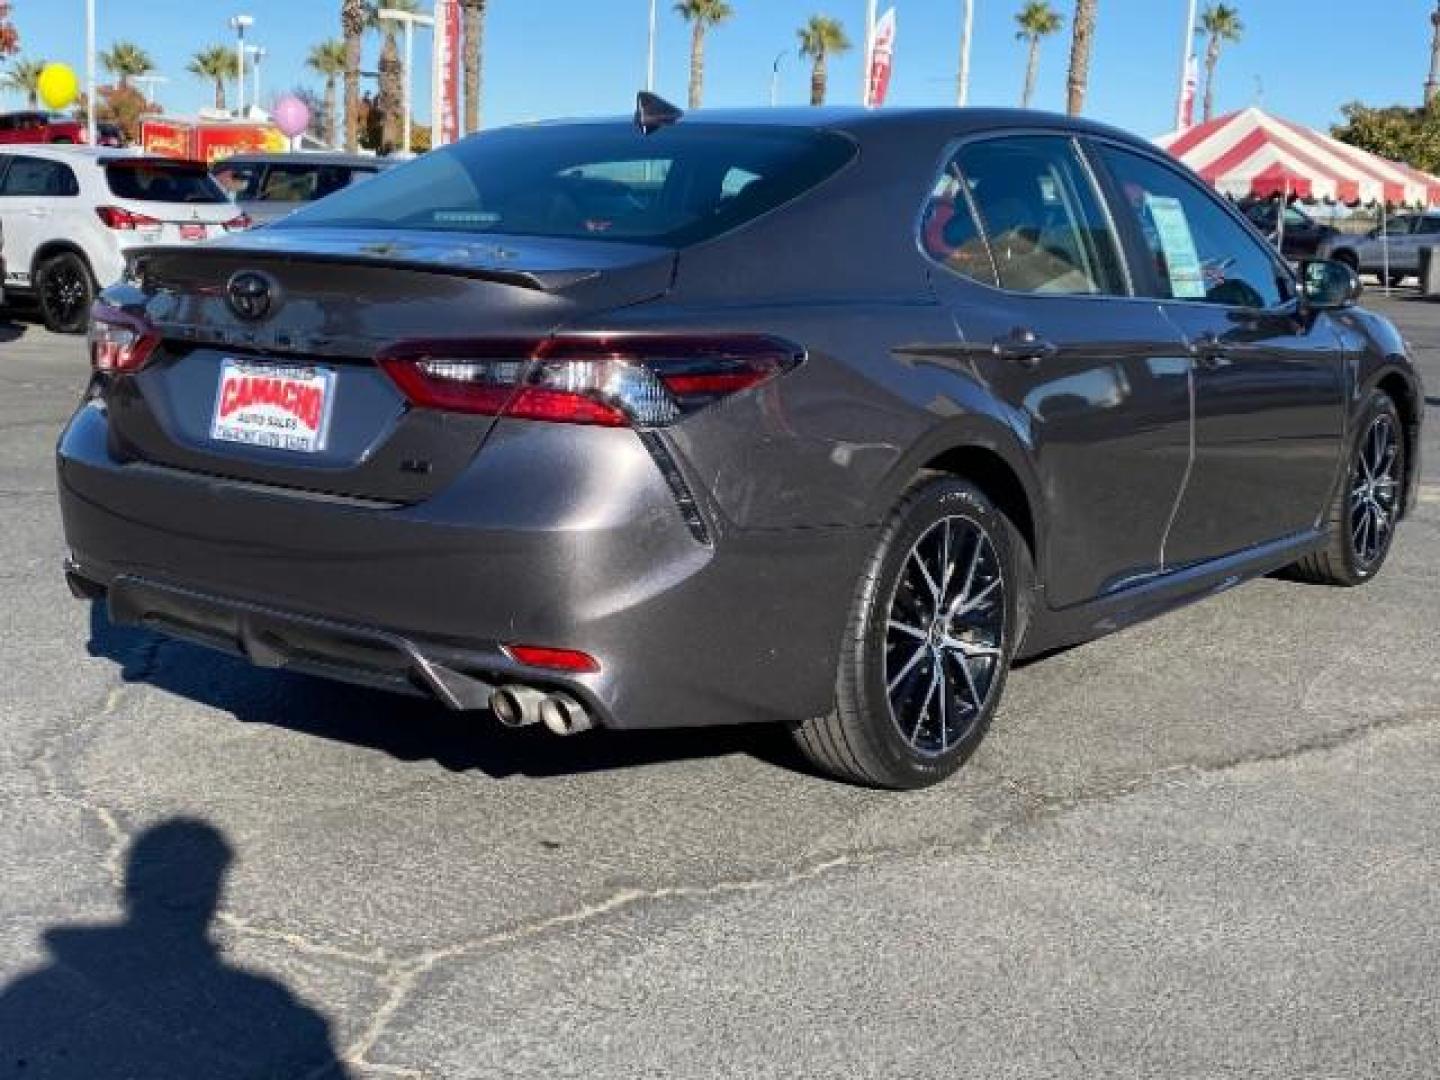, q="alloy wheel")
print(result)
[42,264,88,326]
[1350,413,1401,569]
[883,515,1006,757]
